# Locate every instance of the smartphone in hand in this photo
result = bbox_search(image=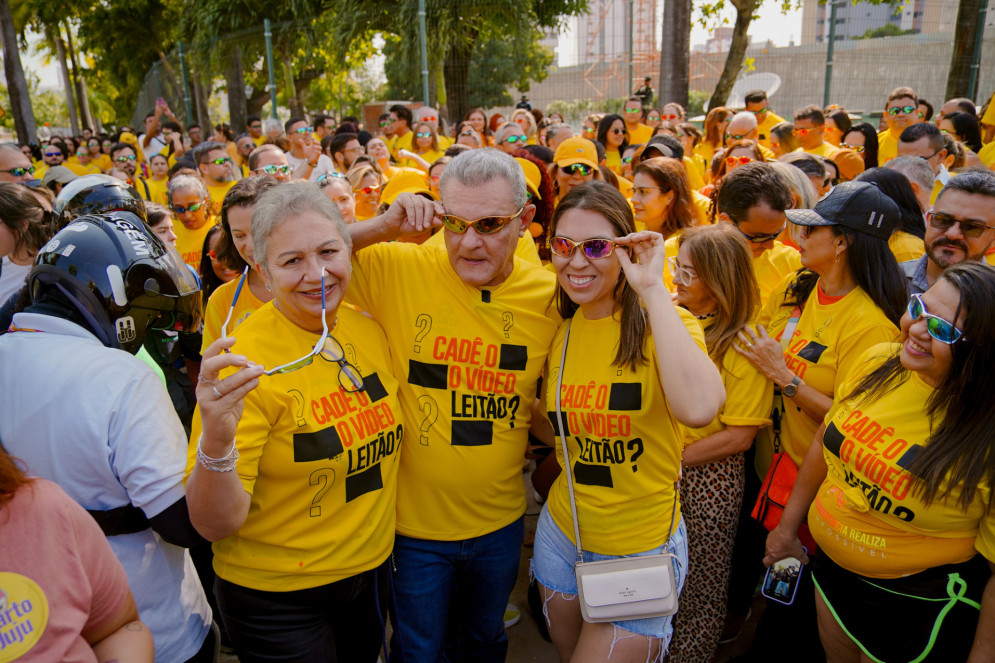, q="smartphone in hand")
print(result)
[761,547,806,605]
